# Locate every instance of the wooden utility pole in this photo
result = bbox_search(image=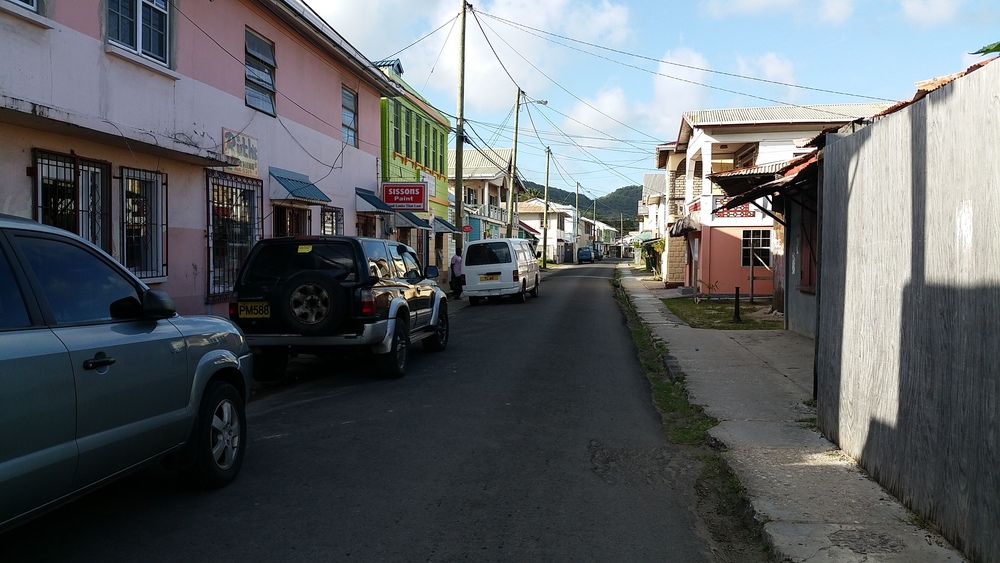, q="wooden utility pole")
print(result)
[453,0,467,250]
[575,182,580,252]
[506,88,521,238]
